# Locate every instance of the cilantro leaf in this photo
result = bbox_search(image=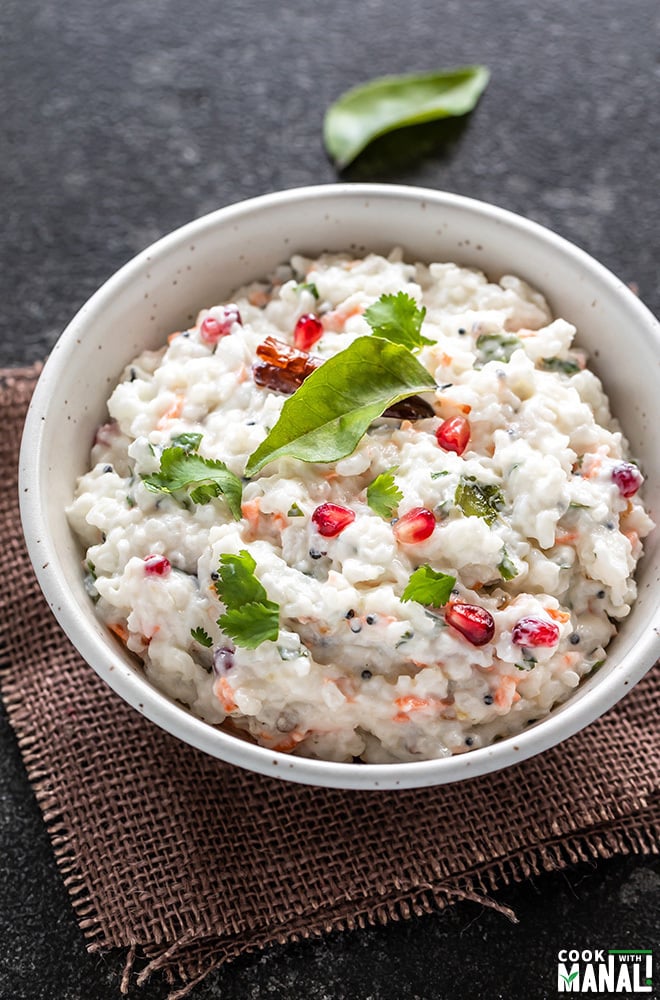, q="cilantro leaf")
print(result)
[214,550,280,648]
[294,281,319,299]
[476,332,522,364]
[540,356,581,375]
[498,547,518,581]
[190,626,213,648]
[455,477,504,525]
[142,446,243,519]
[214,550,267,606]
[189,482,223,505]
[245,336,436,476]
[218,602,280,649]
[401,565,456,606]
[366,467,403,519]
[170,431,203,452]
[363,292,433,350]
